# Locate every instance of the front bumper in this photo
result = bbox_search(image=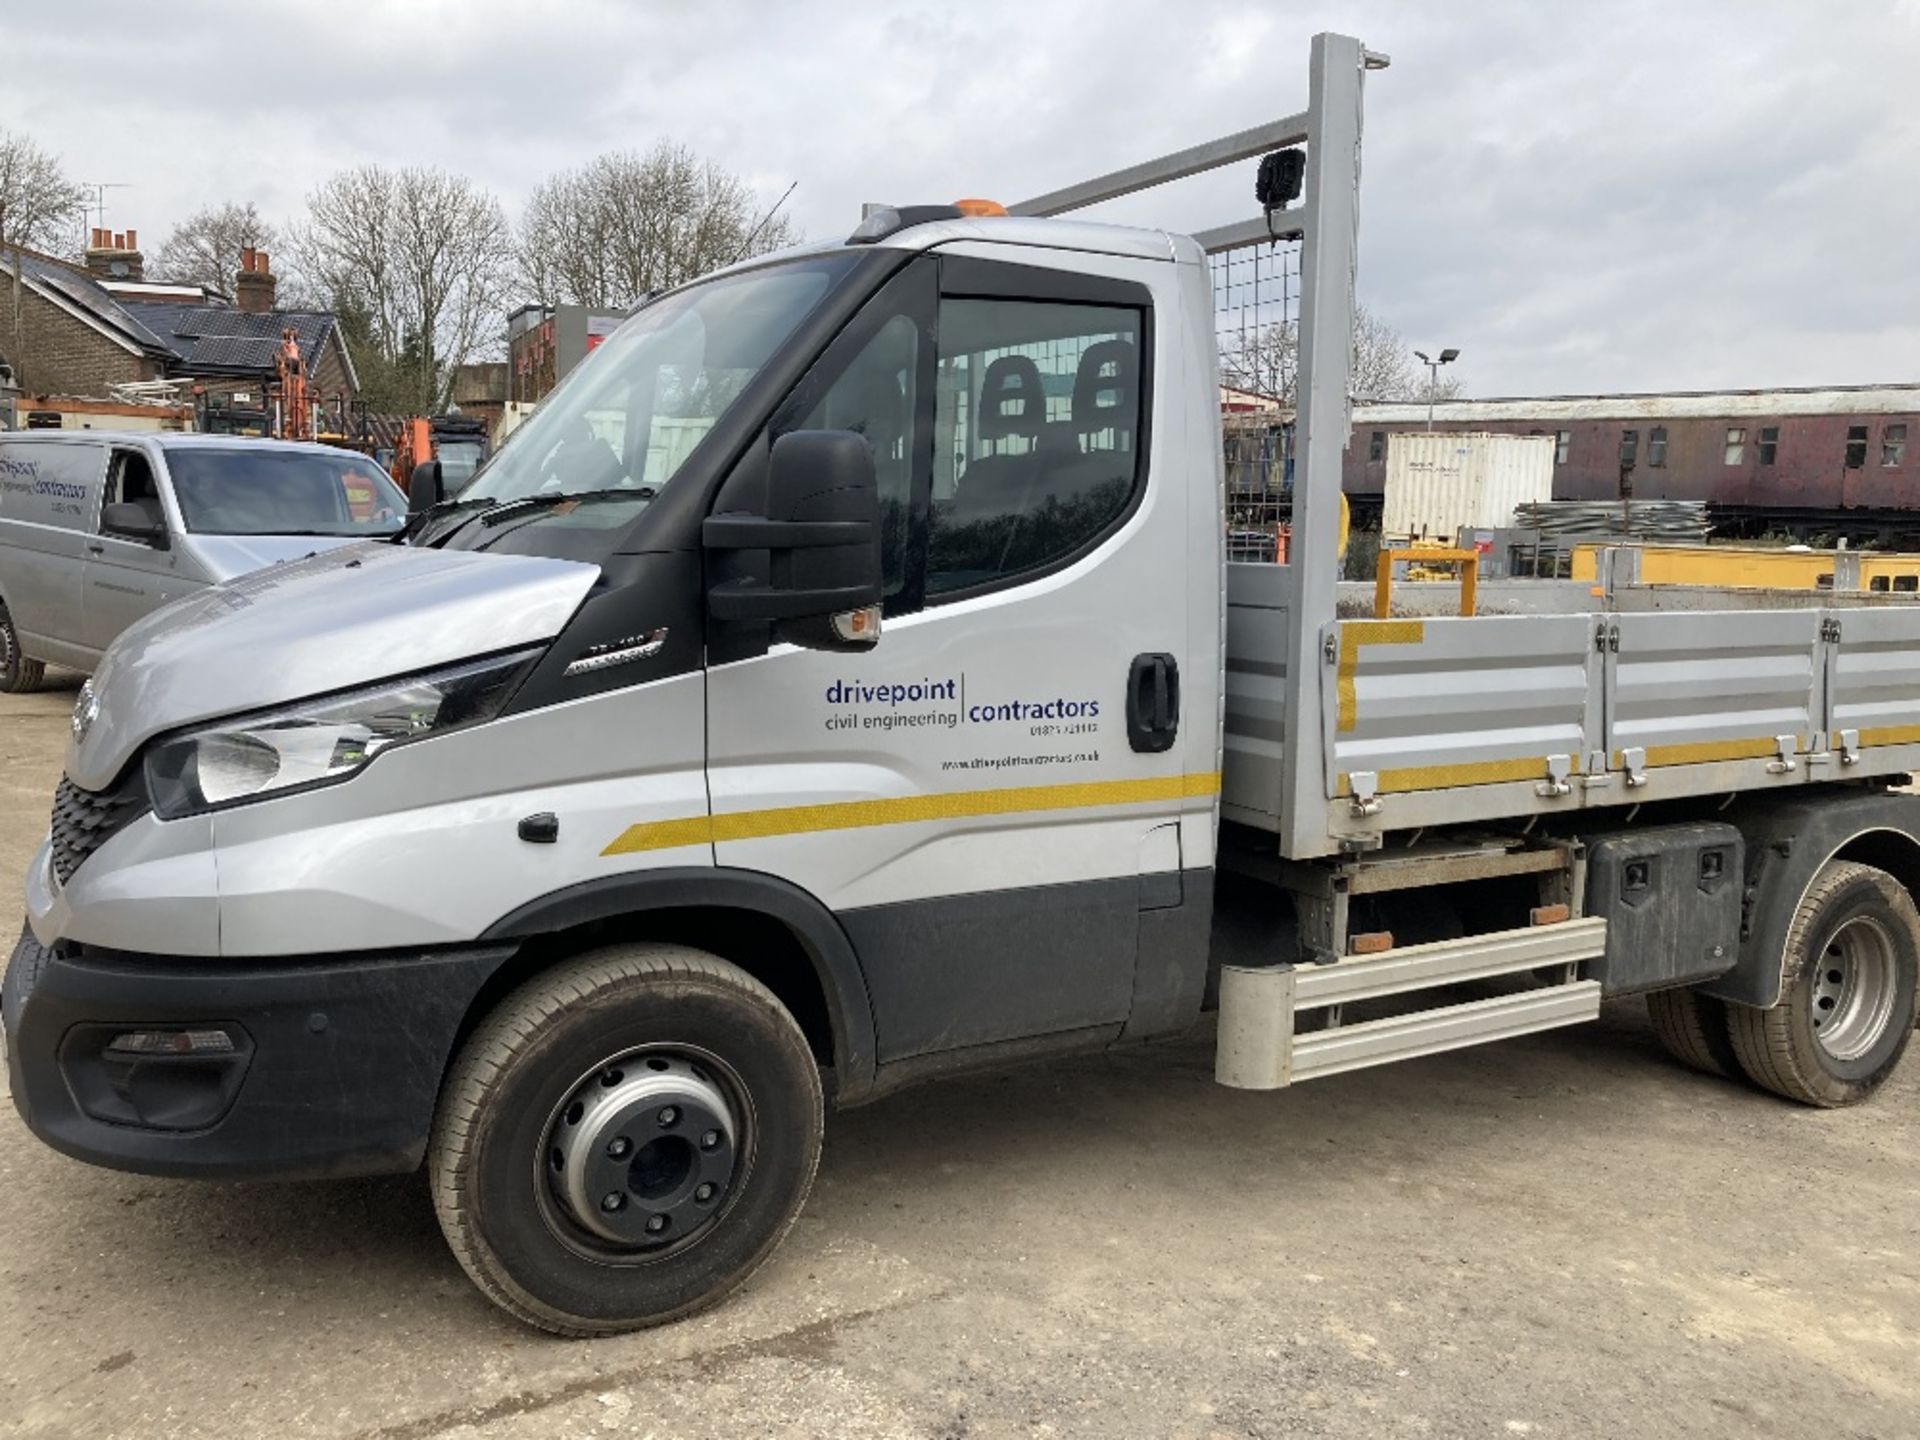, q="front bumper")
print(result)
[4,925,515,1180]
